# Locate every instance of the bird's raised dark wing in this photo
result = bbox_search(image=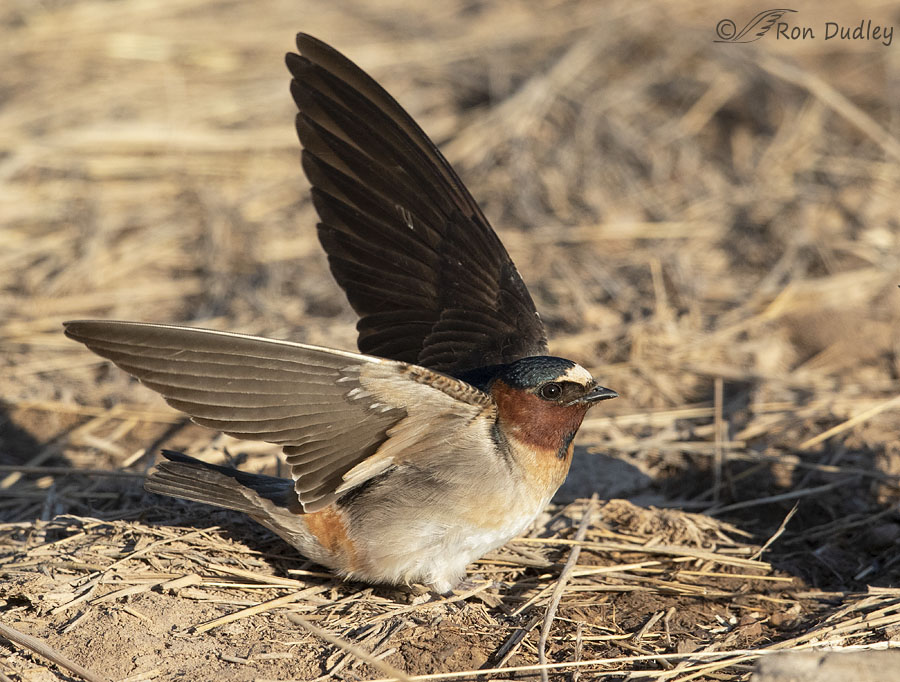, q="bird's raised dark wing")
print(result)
[286,33,548,375]
[64,320,492,512]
